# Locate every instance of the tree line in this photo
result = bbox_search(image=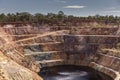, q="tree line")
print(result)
[0,11,120,26]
